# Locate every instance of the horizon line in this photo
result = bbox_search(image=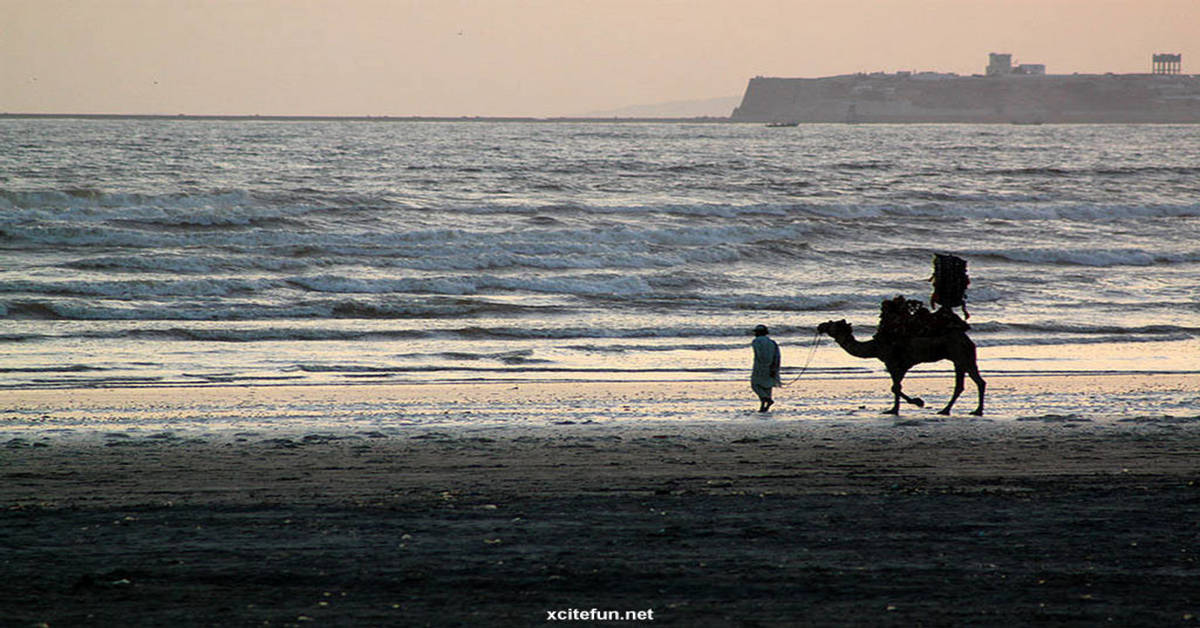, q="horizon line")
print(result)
[0,112,736,123]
